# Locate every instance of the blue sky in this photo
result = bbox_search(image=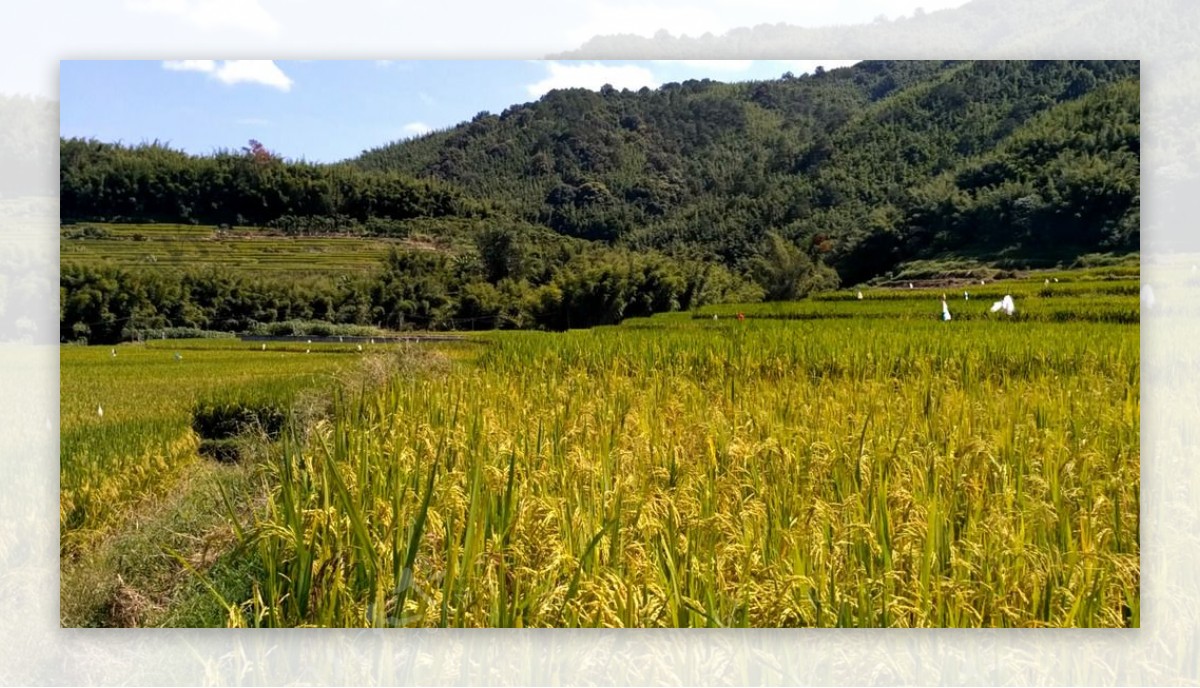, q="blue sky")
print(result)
[60,60,859,163]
